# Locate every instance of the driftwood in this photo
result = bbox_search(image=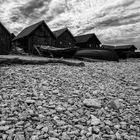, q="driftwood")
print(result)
[78,57,106,62]
[0,57,85,67]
